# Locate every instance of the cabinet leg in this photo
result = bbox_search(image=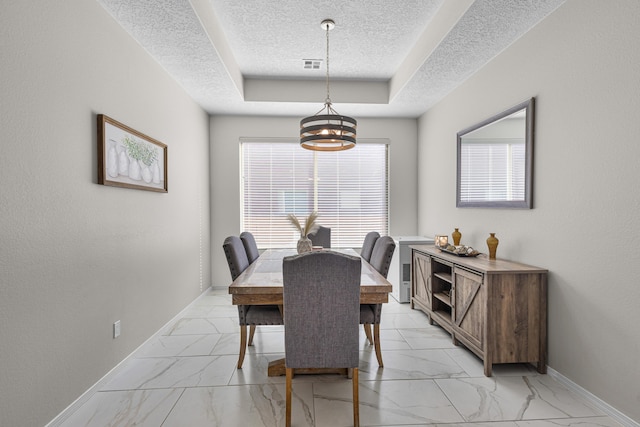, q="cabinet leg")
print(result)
[536,361,547,374]
[483,360,492,377]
